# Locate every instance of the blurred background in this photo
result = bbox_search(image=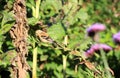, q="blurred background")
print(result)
[0,0,120,78]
